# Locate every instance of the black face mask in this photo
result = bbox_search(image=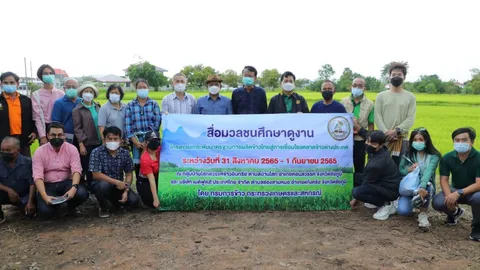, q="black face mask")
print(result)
[365,144,378,154]
[390,77,404,87]
[147,140,160,150]
[0,152,15,162]
[50,138,64,148]
[322,90,333,101]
